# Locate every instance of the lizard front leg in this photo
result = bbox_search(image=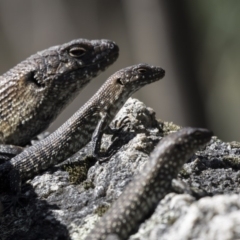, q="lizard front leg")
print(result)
[92,113,130,162]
